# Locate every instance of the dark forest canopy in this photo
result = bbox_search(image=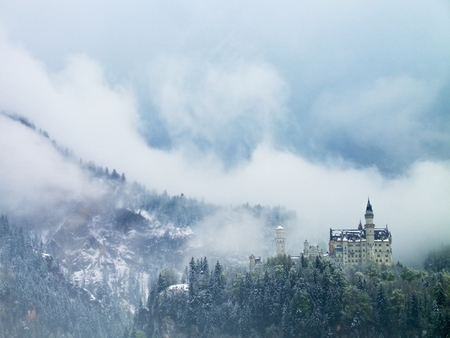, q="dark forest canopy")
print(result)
[130,255,450,338]
[0,215,125,337]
